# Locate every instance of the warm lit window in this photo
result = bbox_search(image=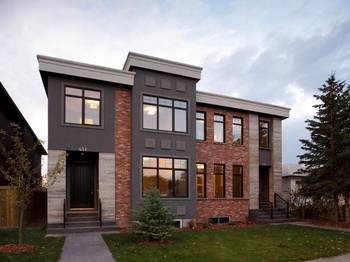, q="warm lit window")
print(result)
[196,163,206,198]
[233,165,243,197]
[64,86,101,126]
[196,112,206,140]
[142,156,188,198]
[142,95,187,133]
[214,164,225,198]
[259,121,270,148]
[232,117,243,144]
[214,114,225,143]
